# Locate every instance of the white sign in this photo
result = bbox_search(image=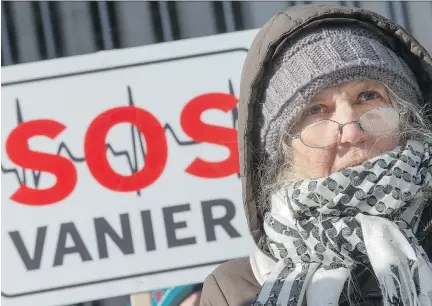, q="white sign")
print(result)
[1,29,258,306]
